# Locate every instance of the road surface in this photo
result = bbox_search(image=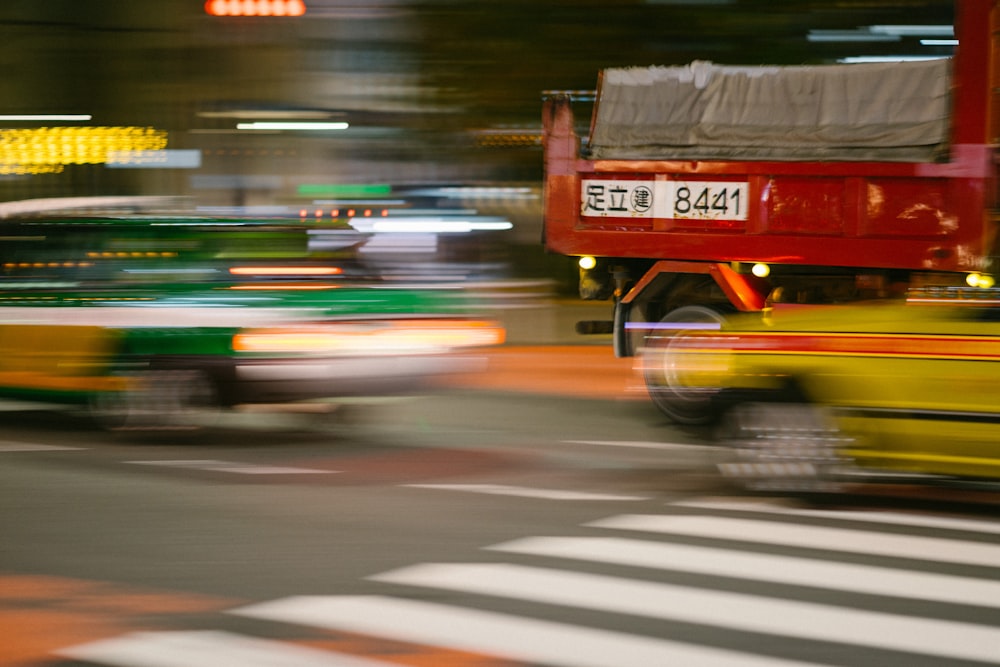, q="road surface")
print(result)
[3,341,1000,667]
